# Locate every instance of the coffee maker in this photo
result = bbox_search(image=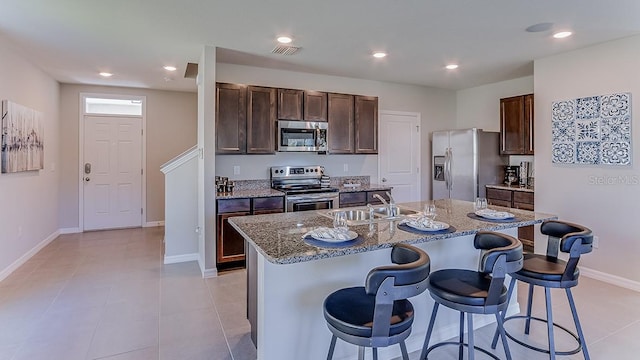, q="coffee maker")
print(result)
[519,161,531,187]
[504,166,519,185]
